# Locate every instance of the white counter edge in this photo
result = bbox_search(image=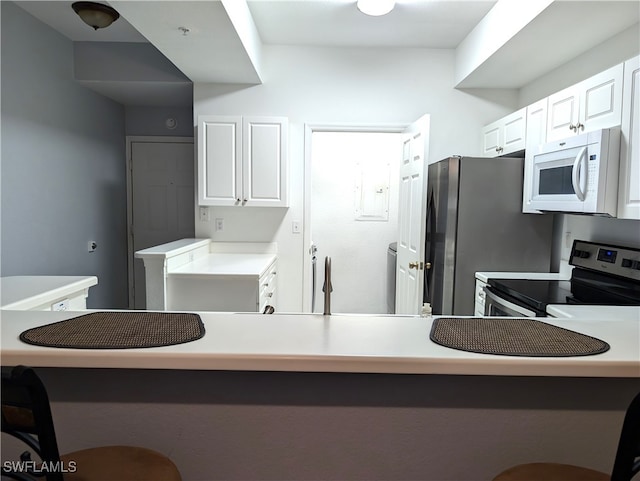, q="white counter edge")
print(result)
[1,276,98,310]
[1,311,638,378]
